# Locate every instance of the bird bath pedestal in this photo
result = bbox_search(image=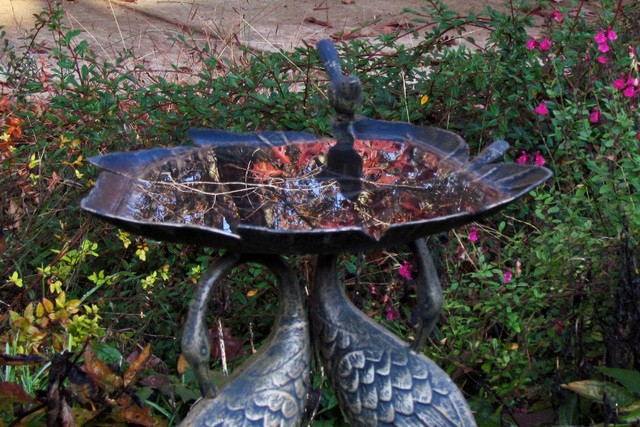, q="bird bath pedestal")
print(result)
[82,41,551,426]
